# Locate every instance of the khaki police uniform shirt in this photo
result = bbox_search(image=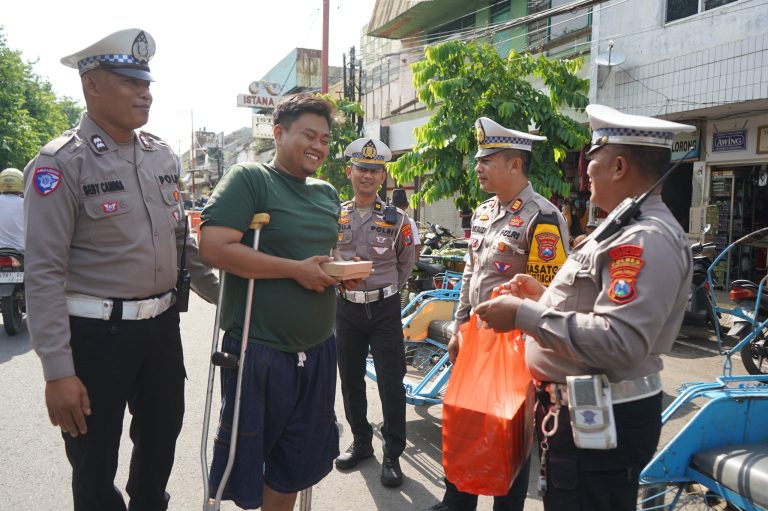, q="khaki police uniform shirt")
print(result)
[334,198,416,291]
[517,195,693,383]
[23,113,202,381]
[453,183,569,331]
